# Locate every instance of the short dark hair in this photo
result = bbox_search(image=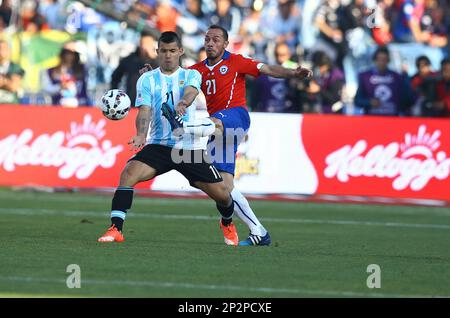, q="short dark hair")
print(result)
[416,55,431,68]
[140,30,156,39]
[312,51,332,68]
[158,31,182,48]
[372,46,390,61]
[208,25,228,41]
